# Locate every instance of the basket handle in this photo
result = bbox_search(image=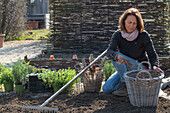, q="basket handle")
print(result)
[138,61,151,70]
[136,70,152,81]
